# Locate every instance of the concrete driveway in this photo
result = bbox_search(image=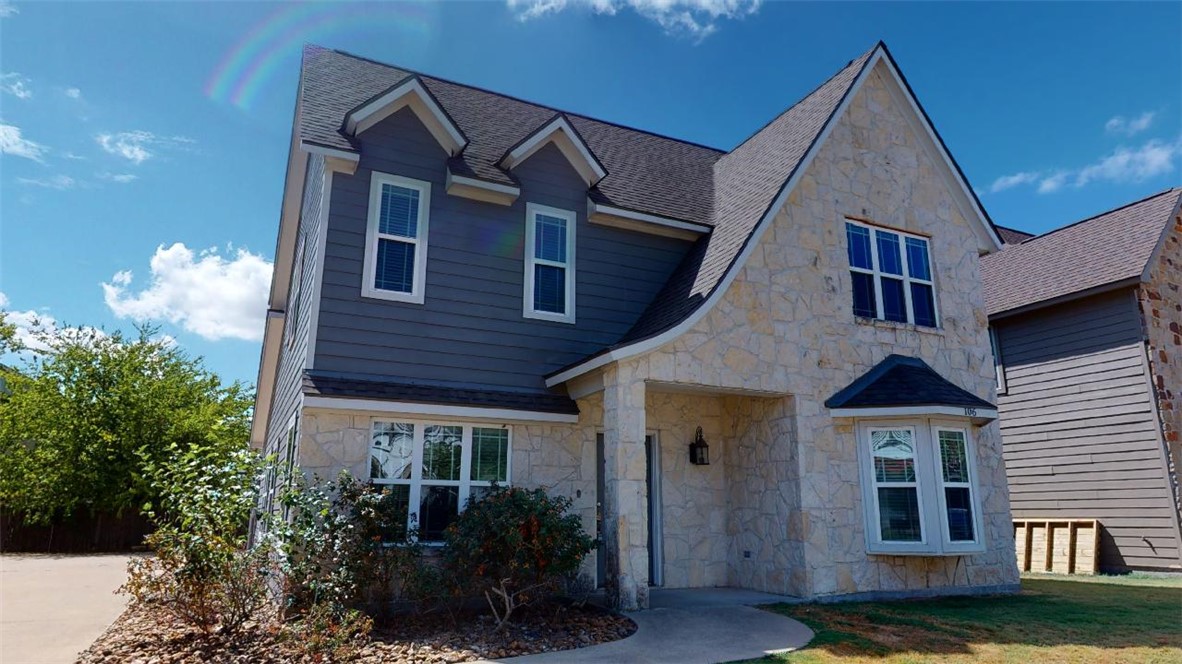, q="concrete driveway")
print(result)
[0,554,131,664]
